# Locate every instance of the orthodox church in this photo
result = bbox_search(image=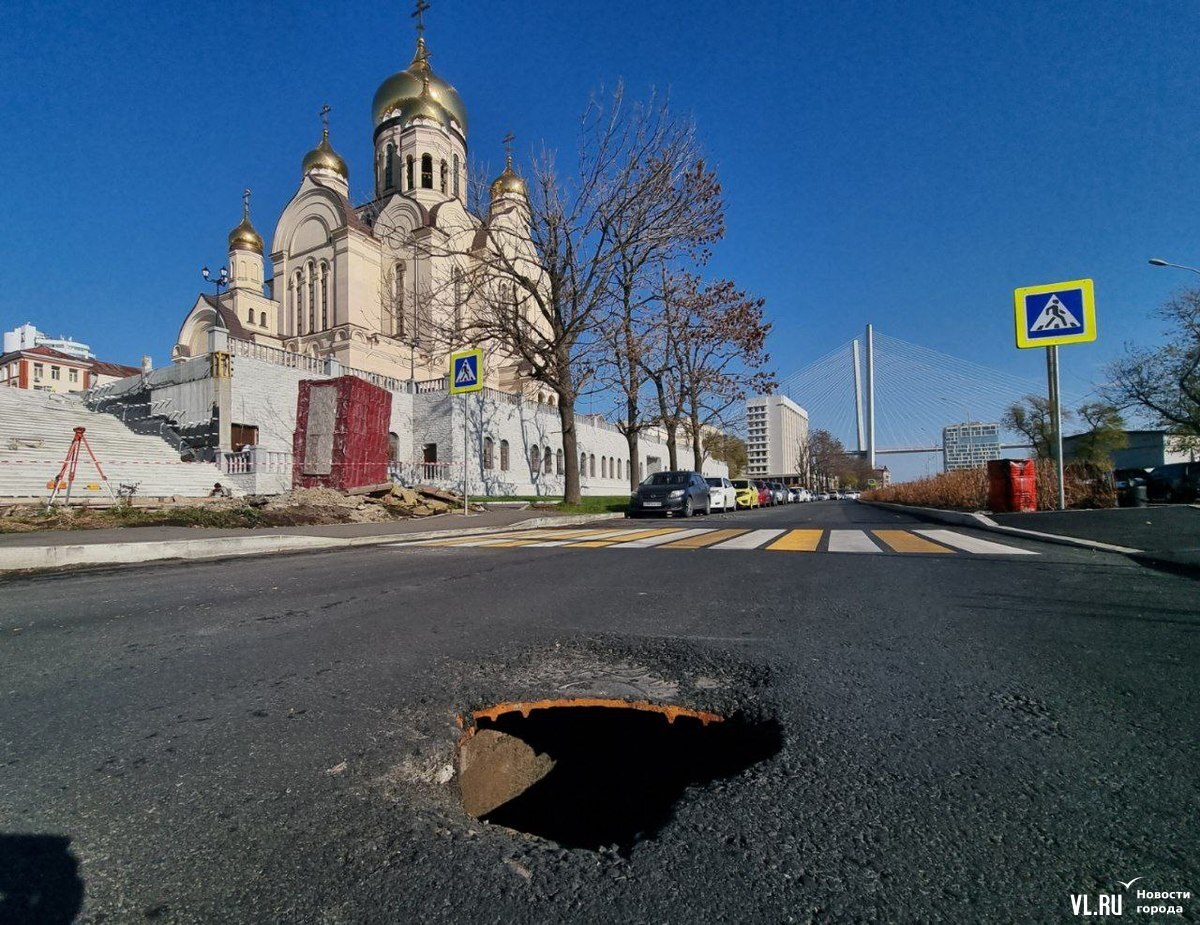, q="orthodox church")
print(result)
[173,21,543,398]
